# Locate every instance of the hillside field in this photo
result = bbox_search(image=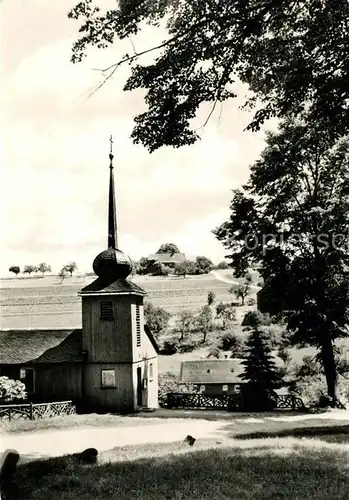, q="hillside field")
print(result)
[0,272,239,330]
